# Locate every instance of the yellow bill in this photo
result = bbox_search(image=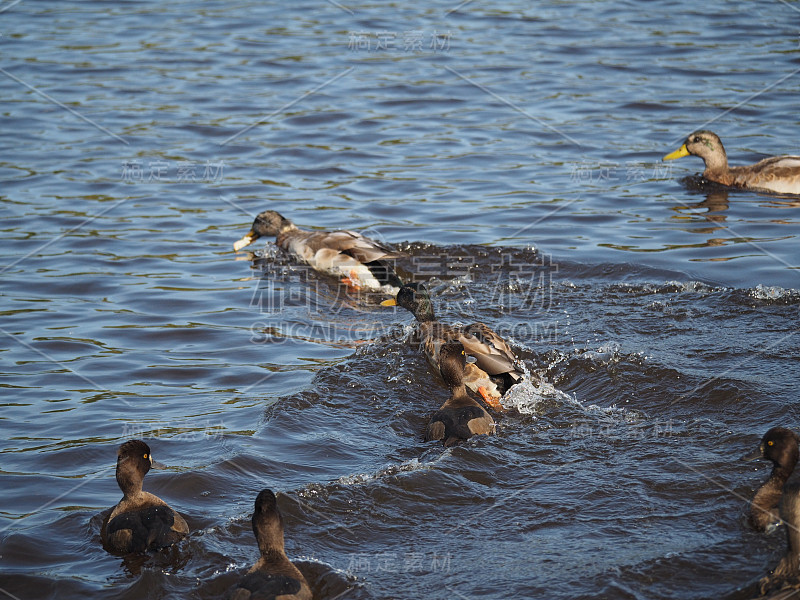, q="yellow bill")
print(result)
[663,144,690,161]
[380,298,397,307]
[233,231,255,251]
